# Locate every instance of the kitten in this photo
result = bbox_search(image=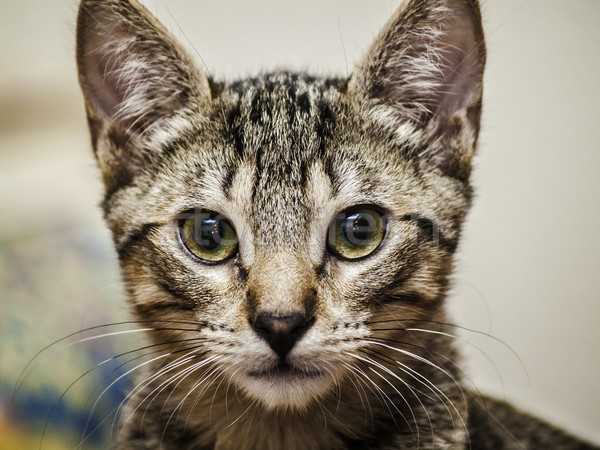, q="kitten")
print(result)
[76,0,598,448]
